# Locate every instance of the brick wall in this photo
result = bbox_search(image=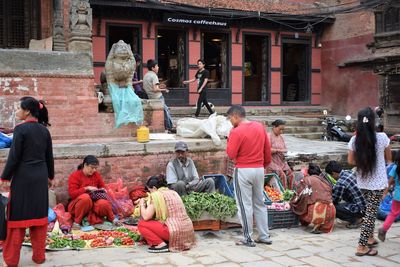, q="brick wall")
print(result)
[0,150,228,205]
[0,75,164,140]
[320,9,378,116]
